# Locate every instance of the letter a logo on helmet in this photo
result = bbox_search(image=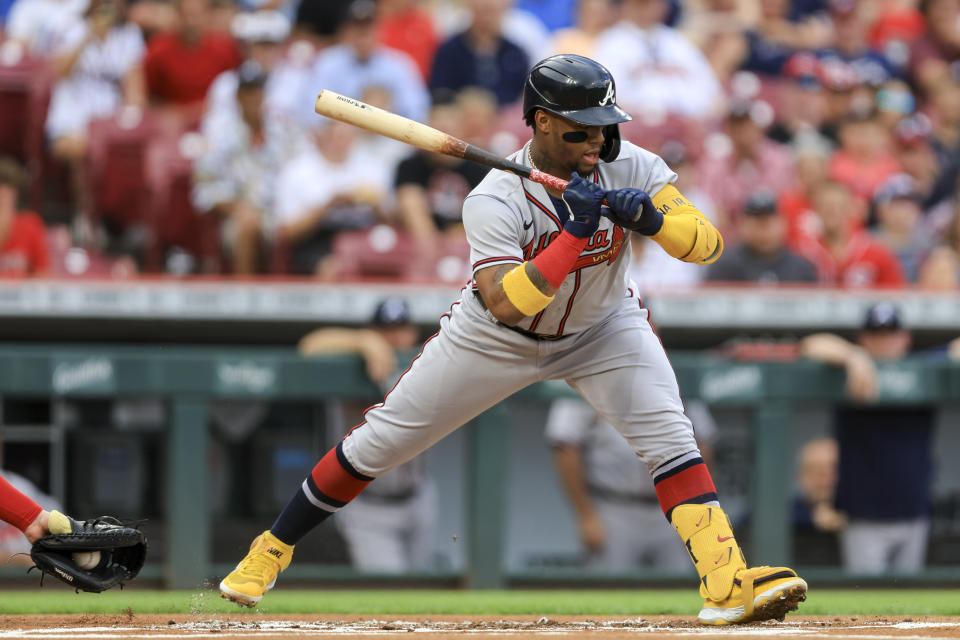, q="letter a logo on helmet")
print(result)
[523,55,633,162]
[599,82,615,107]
